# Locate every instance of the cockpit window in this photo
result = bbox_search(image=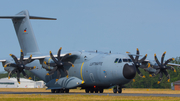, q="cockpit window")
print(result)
[123,59,132,62]
[118,59,122,63]
[128,59,132,62]
[123,59,128,62]
[114,58,119,63]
